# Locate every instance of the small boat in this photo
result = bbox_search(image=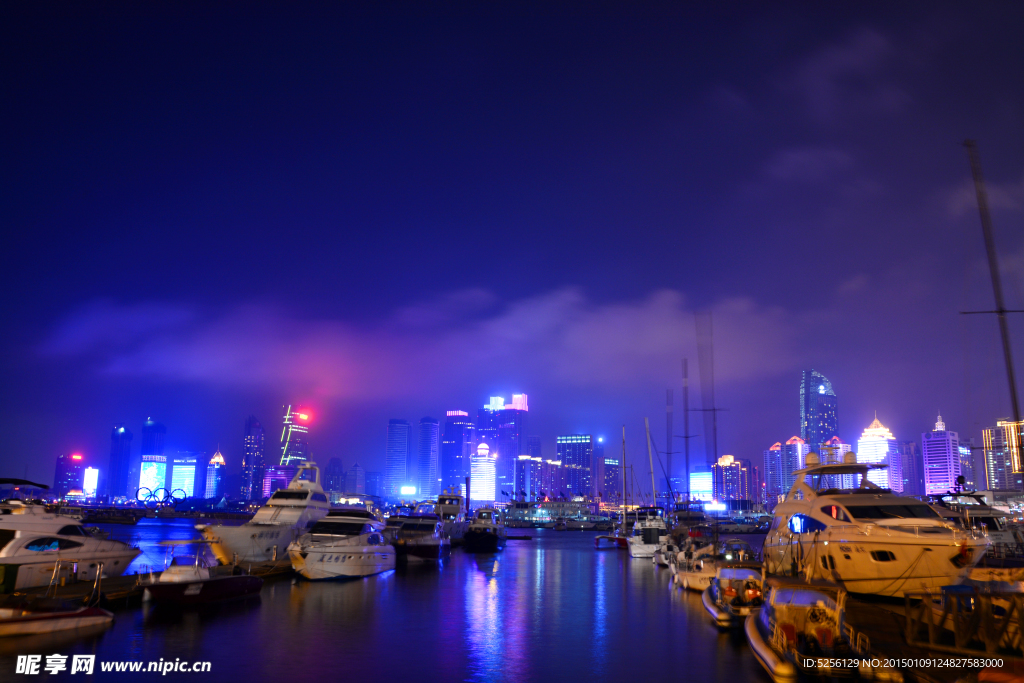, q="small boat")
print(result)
[672,537,757,592]
[553,519,568,531]
[627,508,668,558]
[289,508,395,580]
[394,509,451,563]
[745,579,902,682]
[565,518,597,530]
[701,564,763,628]
[142,544,263,604]
[594,534,628,549]
[0,598,113,637]
[463,508,506,553]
